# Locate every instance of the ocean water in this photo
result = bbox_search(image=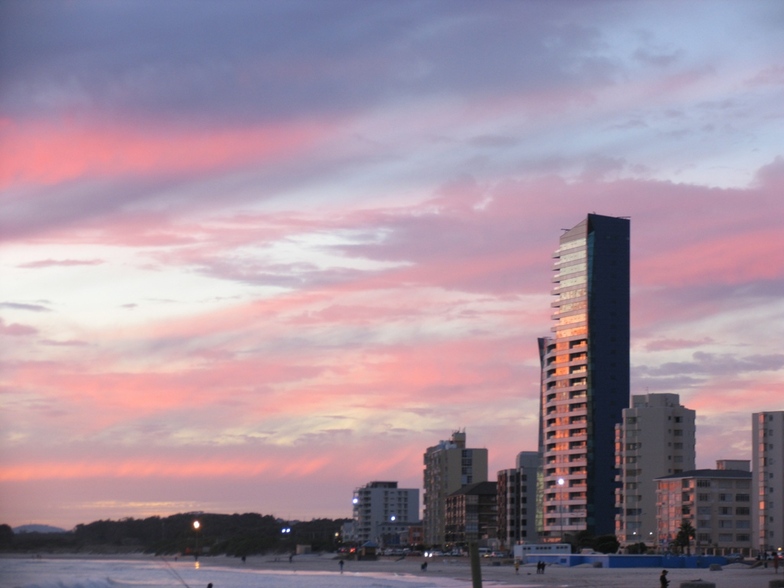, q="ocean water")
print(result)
[0,556,475,588]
